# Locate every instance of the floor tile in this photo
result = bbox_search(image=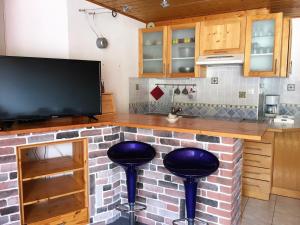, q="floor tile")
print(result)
[242,197,275,225]
[272,196,300,225]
